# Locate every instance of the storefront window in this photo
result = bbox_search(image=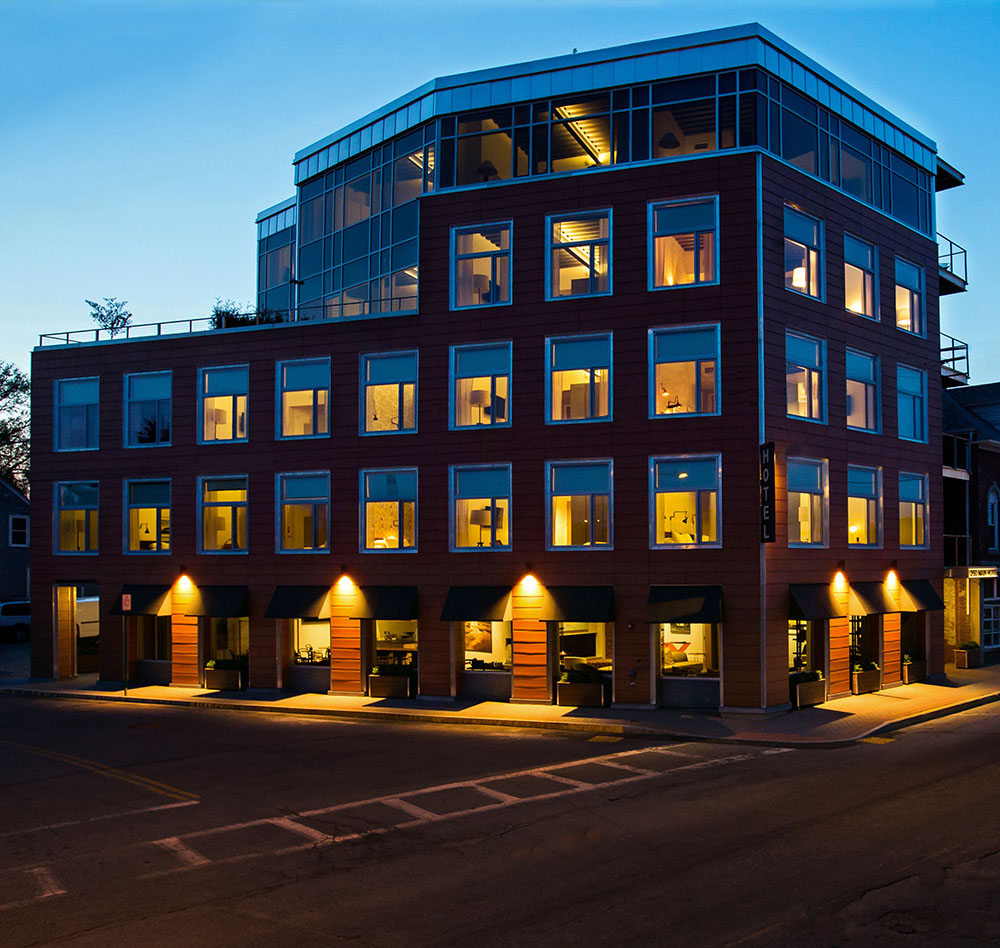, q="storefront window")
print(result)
[294,619,330,664]
[464,621,512,670]
[788,619,812,672]
[137,615,171,661]
[374,620,418,667]
[557,622,612,672]
[659,622,718,676]
[205,617,248,664]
